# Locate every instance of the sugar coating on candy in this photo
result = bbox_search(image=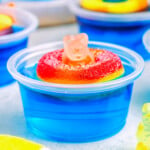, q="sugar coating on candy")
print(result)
[136,103,150,150]
[37,33,124,84]
[0,14,13,36]
[37,49,124,84]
